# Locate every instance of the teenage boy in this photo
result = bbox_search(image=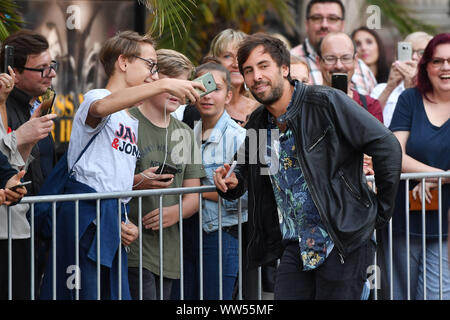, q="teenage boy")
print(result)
[127,49,205,300]
[39,31,205,300]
